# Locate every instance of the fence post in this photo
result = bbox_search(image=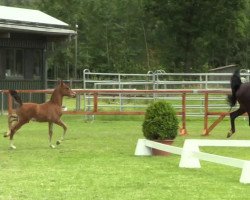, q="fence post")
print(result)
[76,94,81,111]
[8,91,13,116]
[70,79,73,89]
[29,92,32,102]
[203,92,209,135]
[1,91,3,115]
[93,93,98,113]
[7,91,13,129]
[180,93,187,135]
[205,74,208,89]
